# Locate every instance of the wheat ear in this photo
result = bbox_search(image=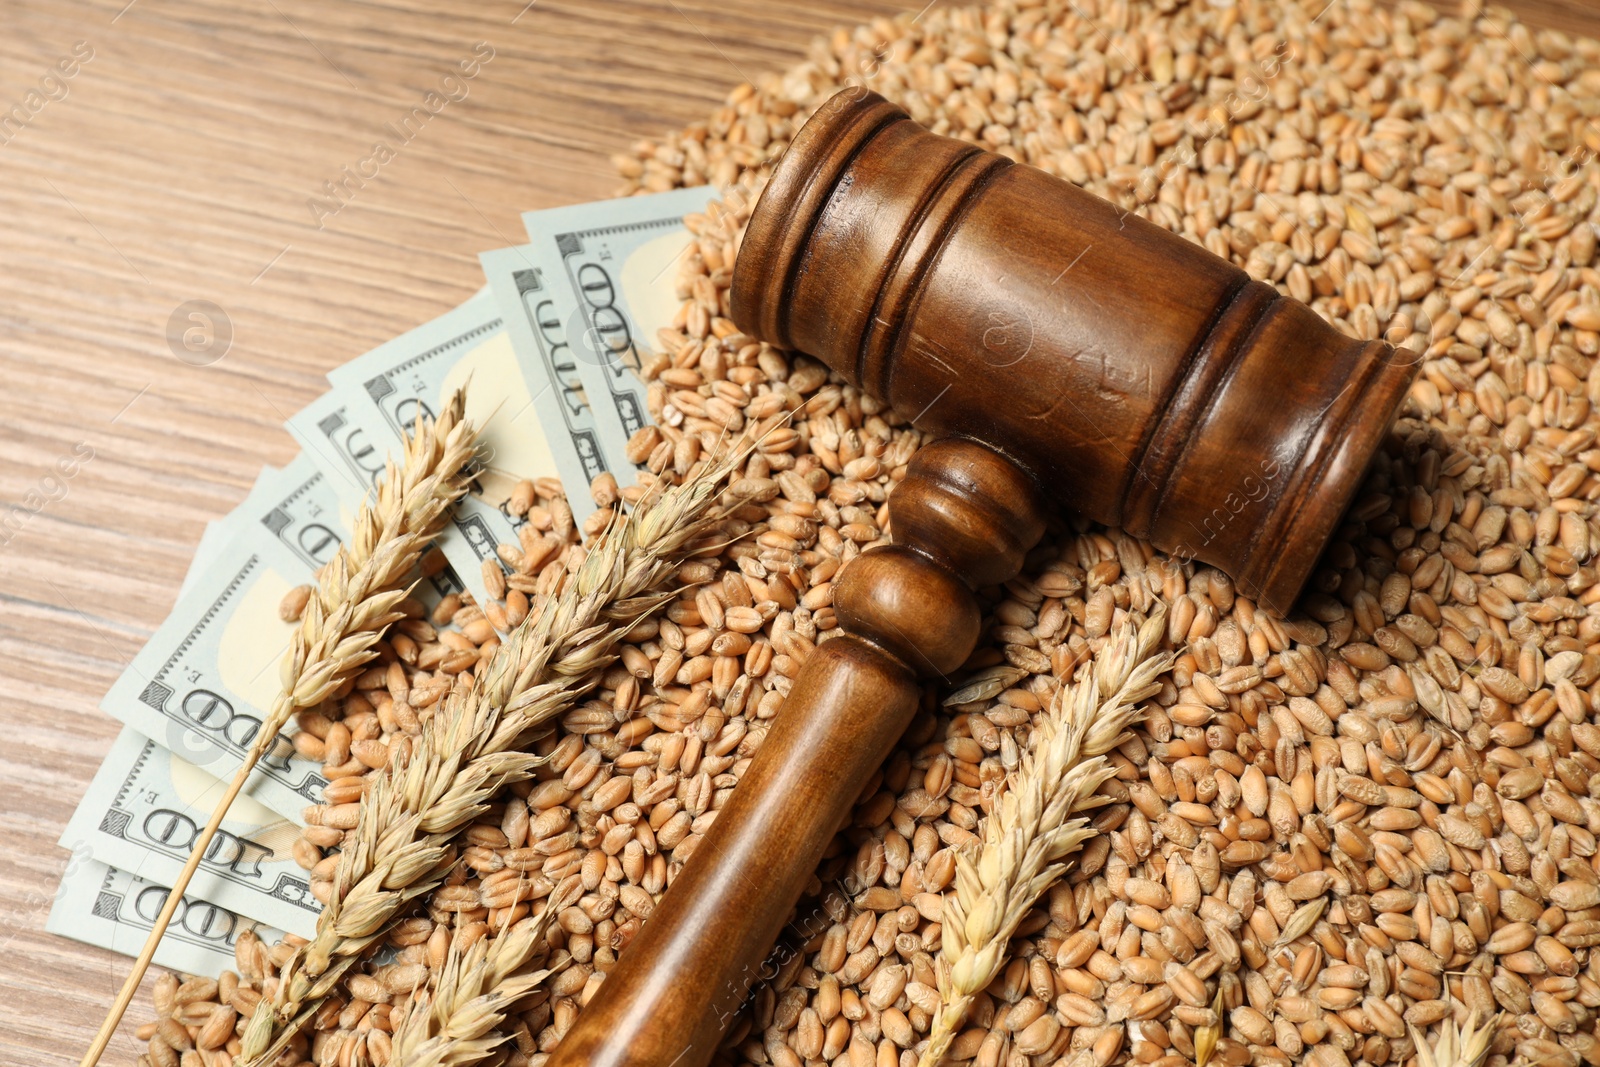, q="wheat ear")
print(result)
[241,446,751,1066]
[1411,1008,1499,1067]
[918,608,1172,1067]
[387,875,583,1067]
[80,392,478,1067]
